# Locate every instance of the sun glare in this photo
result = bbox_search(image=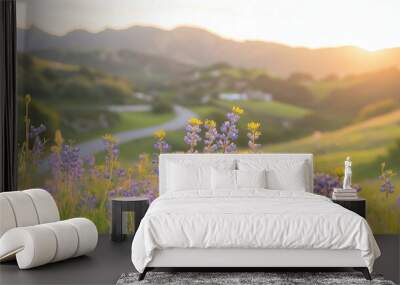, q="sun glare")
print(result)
[17,0,400,50]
